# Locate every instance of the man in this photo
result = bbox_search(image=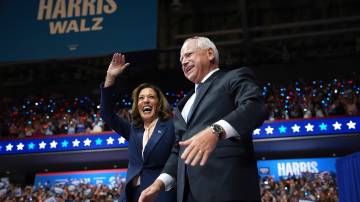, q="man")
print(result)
[139,36,267,202]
